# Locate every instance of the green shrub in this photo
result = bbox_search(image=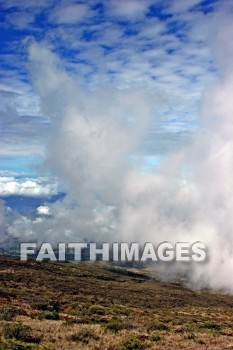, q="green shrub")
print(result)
[0,341,34,350]
[146,320,169,332]
[63,318,78,326]
[0,306,17,321]
[3,323,31,341]
[31,302,50,311]
[65,314,108,325]
[181,324,196,333]
[109,306,130,316]
[185,332,195,340]
[105,319,131,333]
[201,321,221,330]
[69,329,99,344]
[40,311,60,320]
[0,288,16,299]
[2,323,39,344]
[32,301,60,312]
[69,310,82,317]
[88,305,105,315]
[119,337,144,350]
[149,331,161,341]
